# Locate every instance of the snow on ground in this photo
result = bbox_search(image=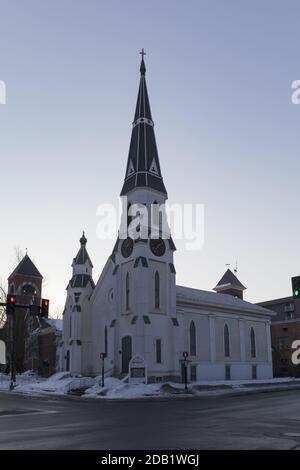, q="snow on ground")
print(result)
[0,371,74,396]
[1,372,300,399]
